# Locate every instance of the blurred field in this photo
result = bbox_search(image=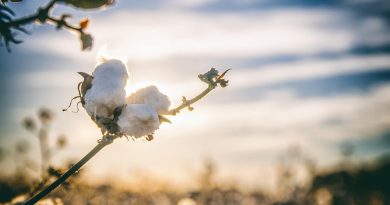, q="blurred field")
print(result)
[0,110,389,205]
[1,142,389,205]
